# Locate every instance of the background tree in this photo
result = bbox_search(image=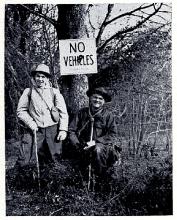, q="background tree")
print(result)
[5,4,35,137]
[5,4,172,215]
[91,27,171,156]
[20,3,171,108]
[57,5,89,116]
[5,3,172,156]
